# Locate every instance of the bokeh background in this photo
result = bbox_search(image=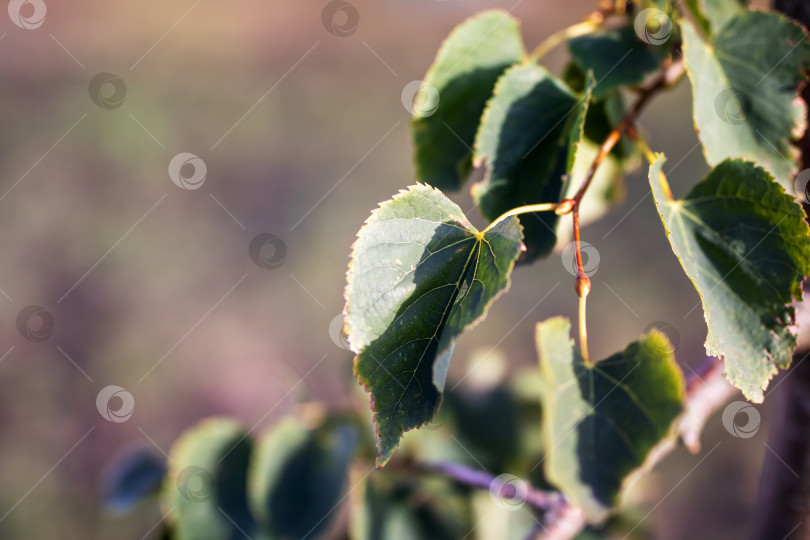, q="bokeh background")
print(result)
[0,0,789,538]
